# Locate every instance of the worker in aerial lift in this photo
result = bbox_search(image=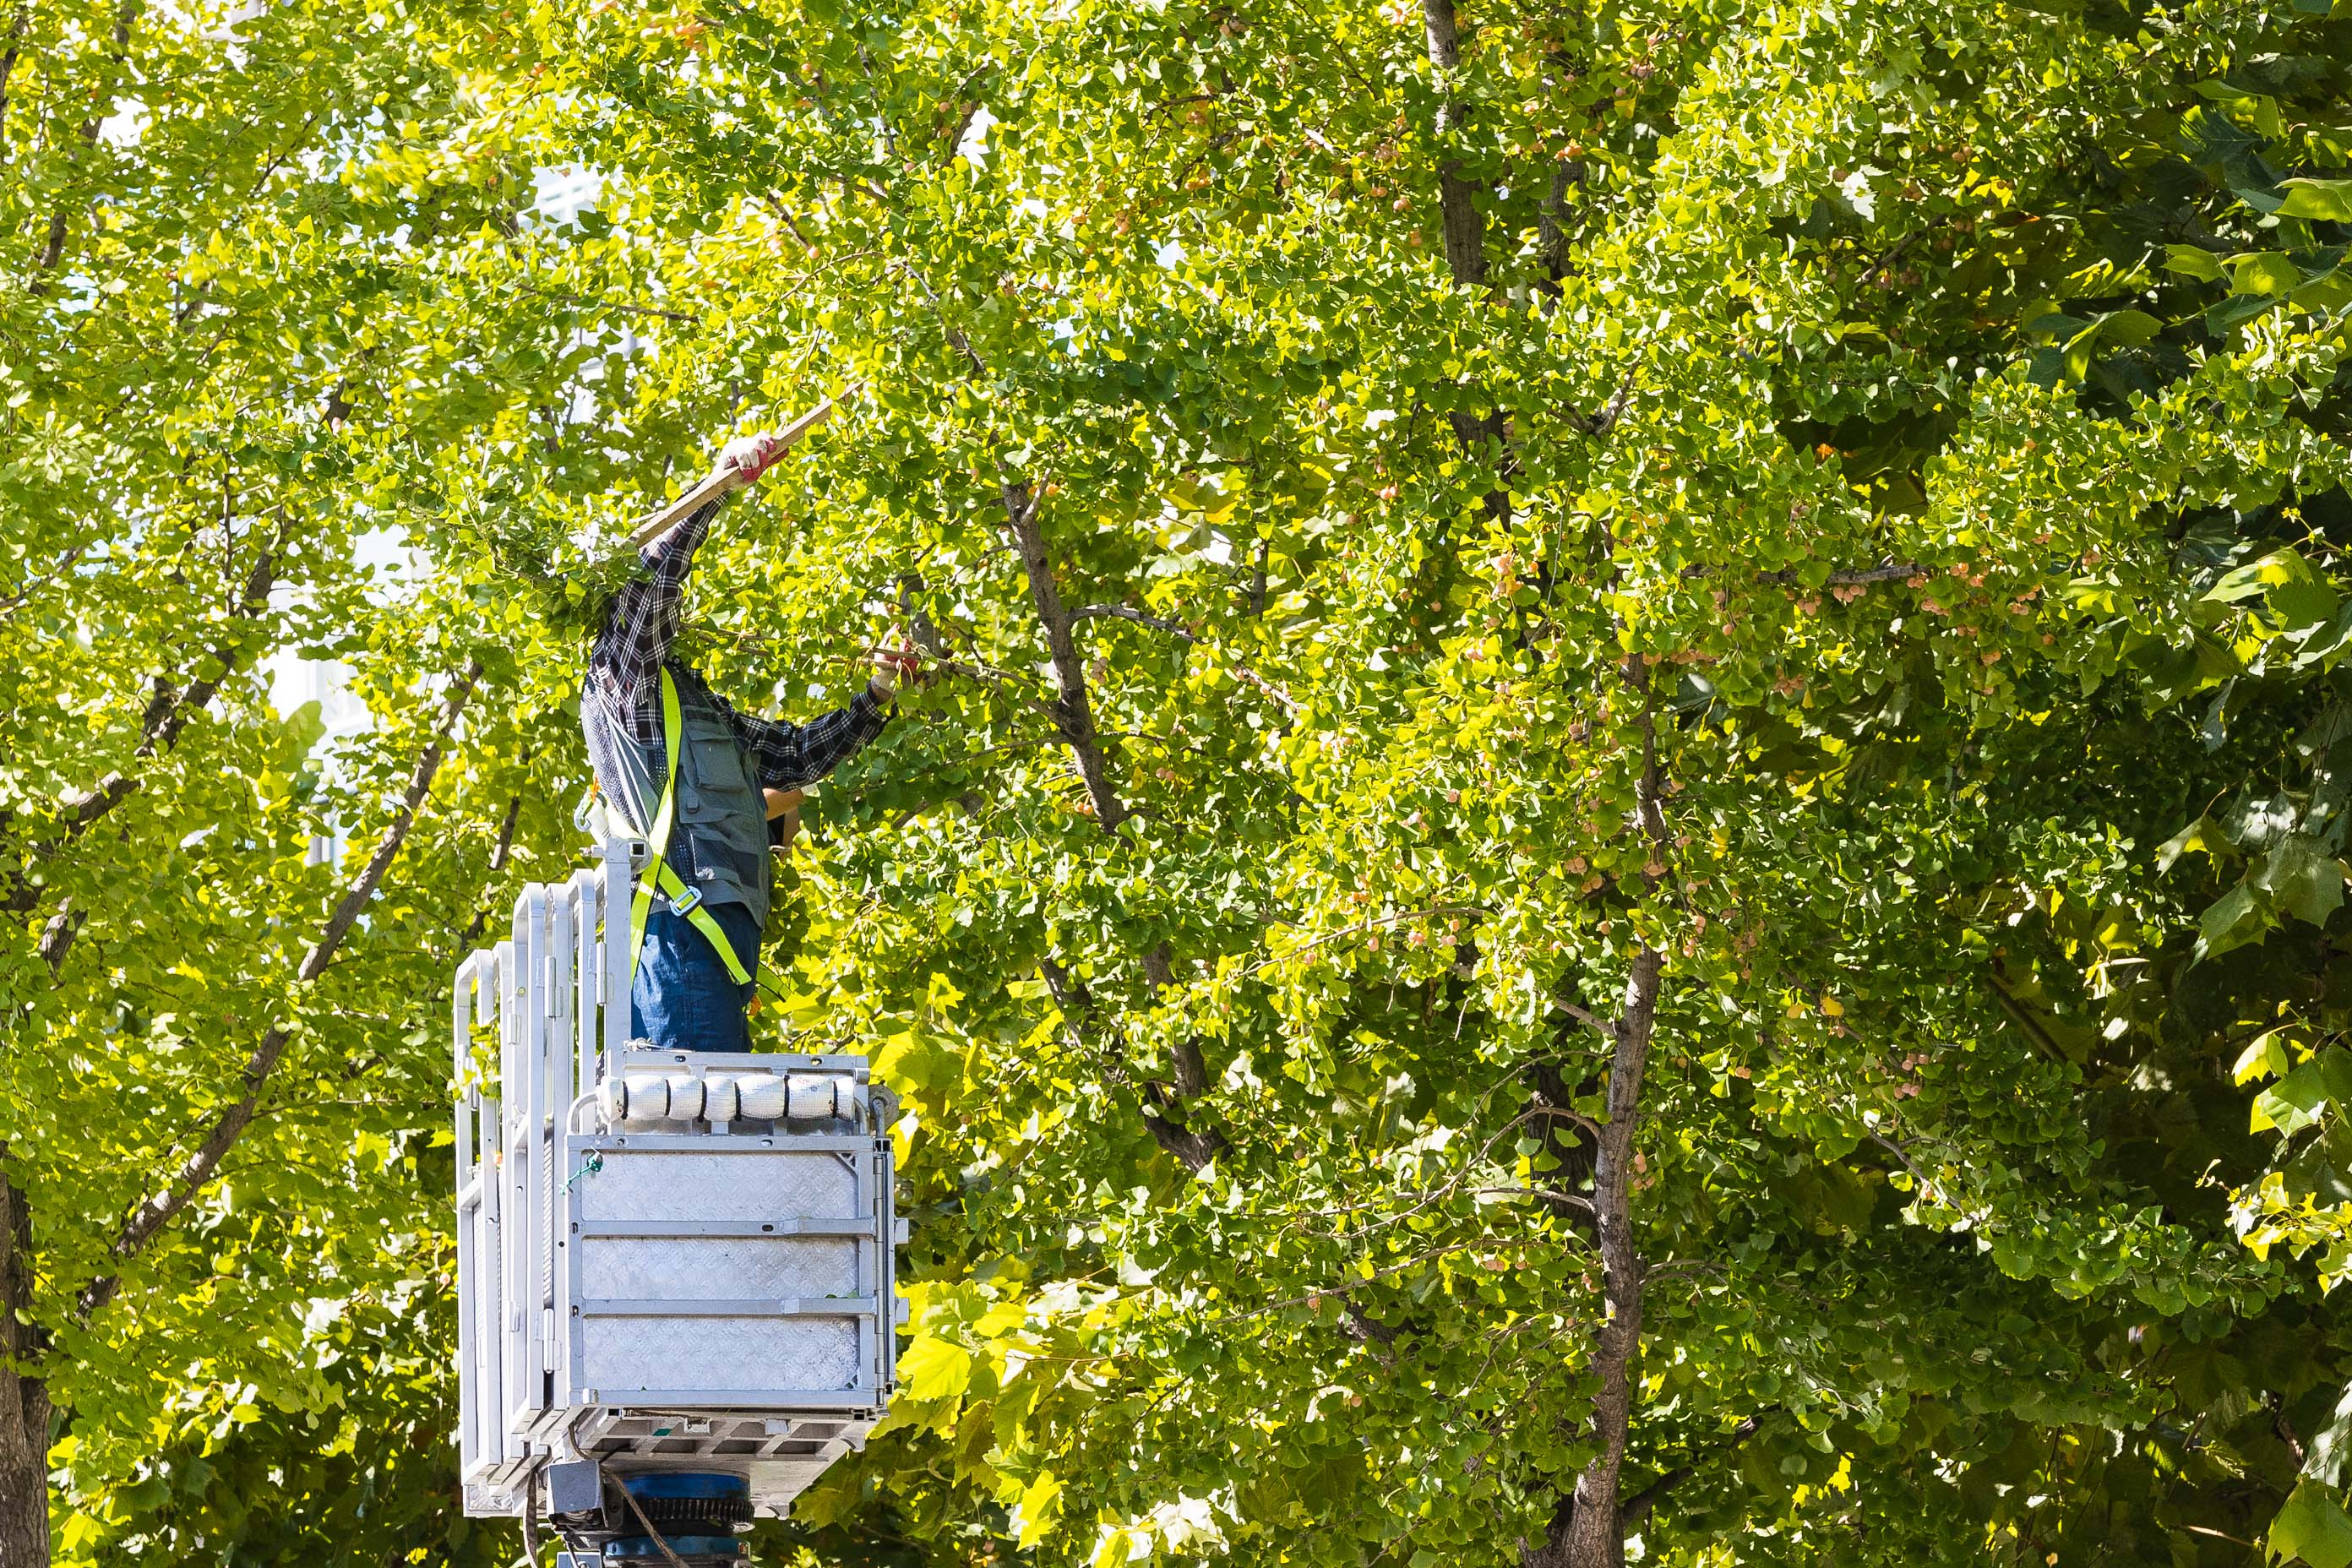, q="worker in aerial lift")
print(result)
[583,430,920,1053]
